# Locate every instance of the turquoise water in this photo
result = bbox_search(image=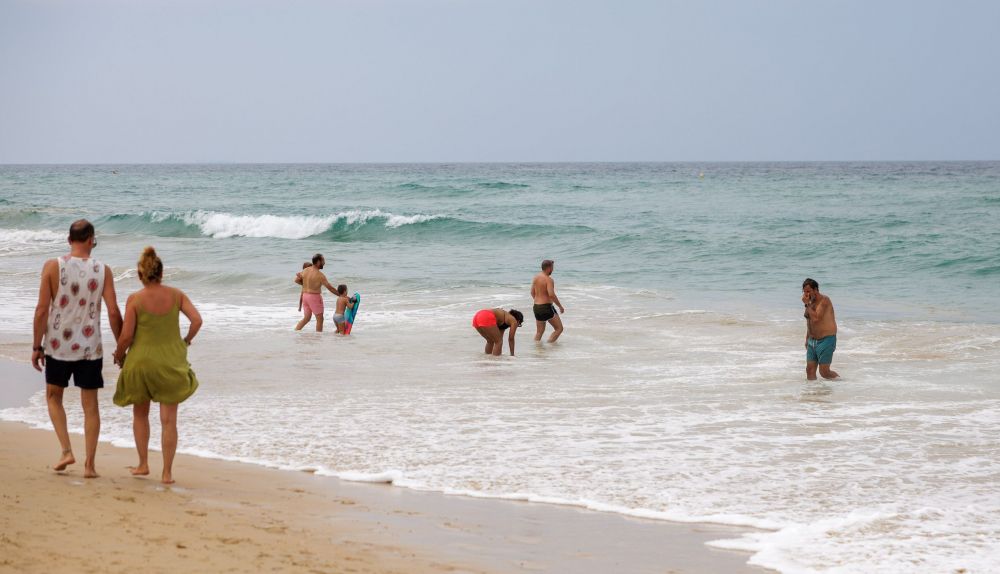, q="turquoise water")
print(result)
[1,162,998,320]
[2,163,999,573]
